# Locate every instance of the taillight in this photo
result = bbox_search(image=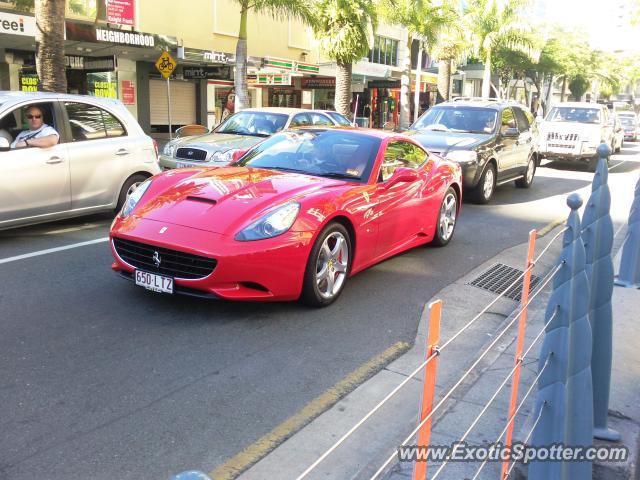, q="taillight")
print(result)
[152,139,159,159]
